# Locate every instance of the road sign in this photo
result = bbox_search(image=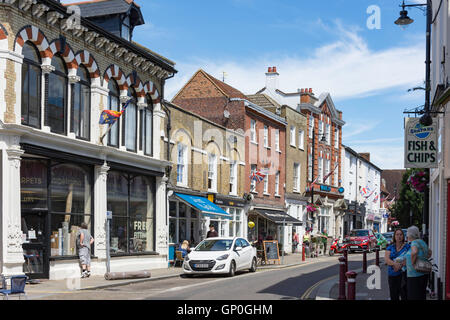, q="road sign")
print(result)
[404,118,438,168]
